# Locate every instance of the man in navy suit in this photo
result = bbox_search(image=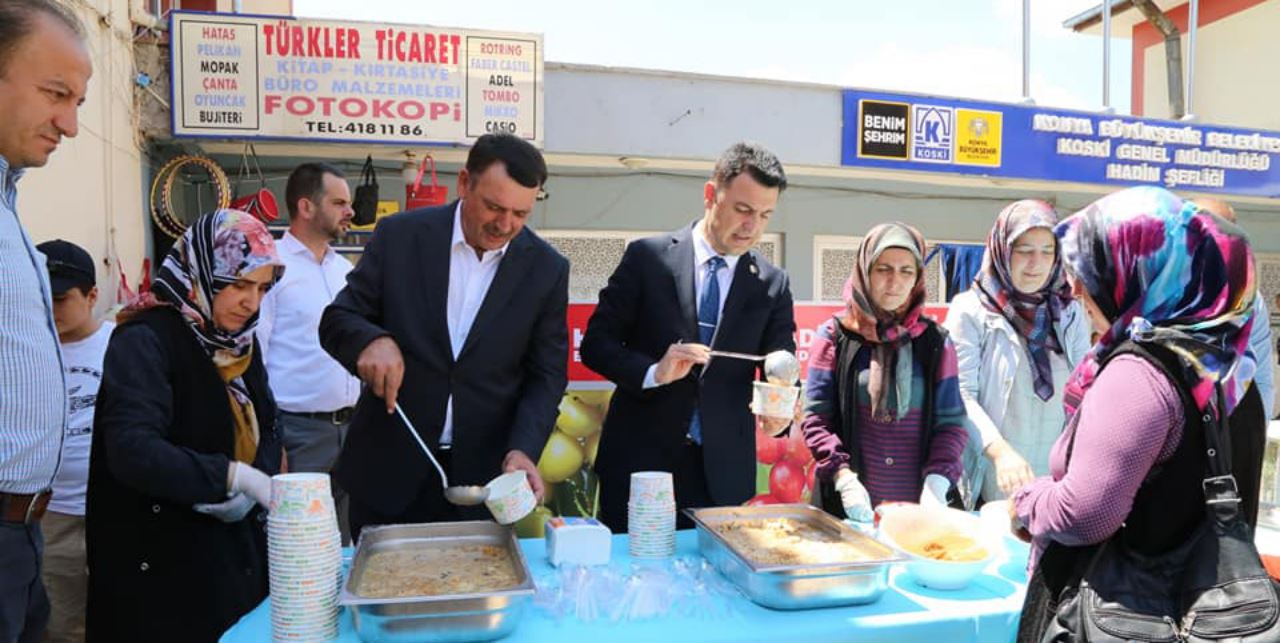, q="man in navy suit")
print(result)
[581,142,797,532]
[320,134,569,540]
